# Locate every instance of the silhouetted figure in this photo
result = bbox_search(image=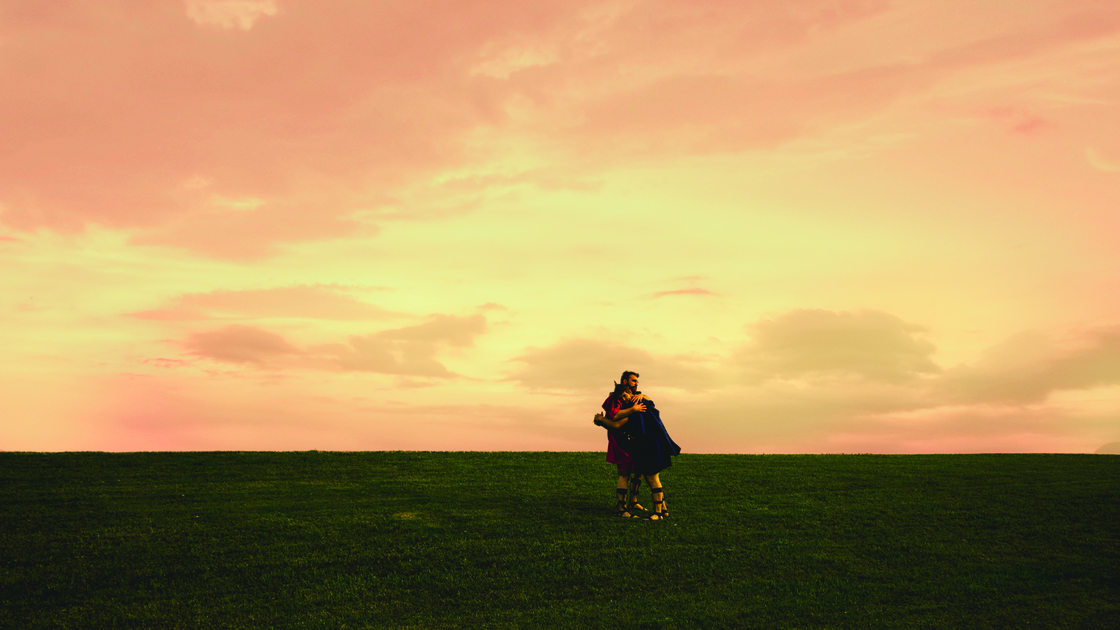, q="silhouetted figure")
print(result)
[594,370,680,520]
